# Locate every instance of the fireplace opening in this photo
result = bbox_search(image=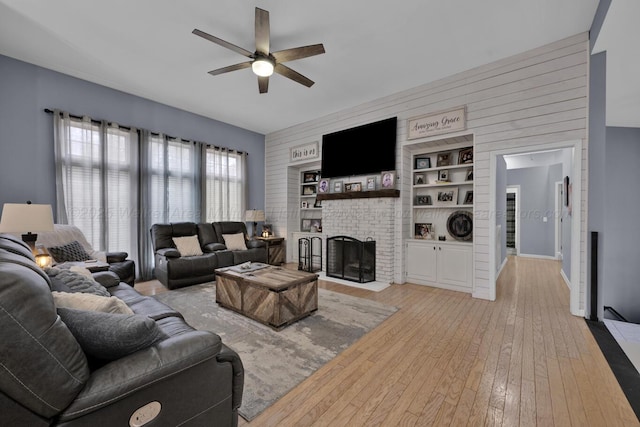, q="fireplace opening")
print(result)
[326,236,375,283]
